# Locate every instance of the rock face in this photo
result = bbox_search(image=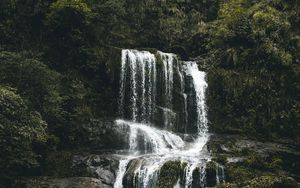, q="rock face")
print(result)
[73,154,120,187]
[21,177,105,188]
[122,159,143,188]
[207,134,300,186]
[44,152,120,188]
[75,119,129,150]
[205,162,217,187]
